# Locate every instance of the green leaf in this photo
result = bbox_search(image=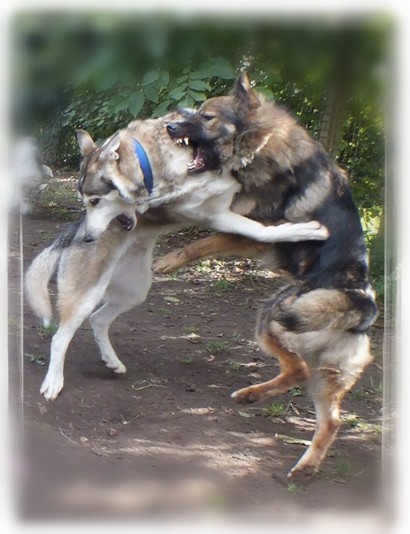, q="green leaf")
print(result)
[144,84,159,103]
[107,95,124,113]
[158,70,170,88]
[191,69,212,79]
[128,92,145,117]
[142,70,159,86]
[189,79,210,91]
[114,100,129,113]
[152,100,172,118]
[168,85,188,100]
[178,96,195,108]
[190,91,207,102]
[177,75,189,84]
